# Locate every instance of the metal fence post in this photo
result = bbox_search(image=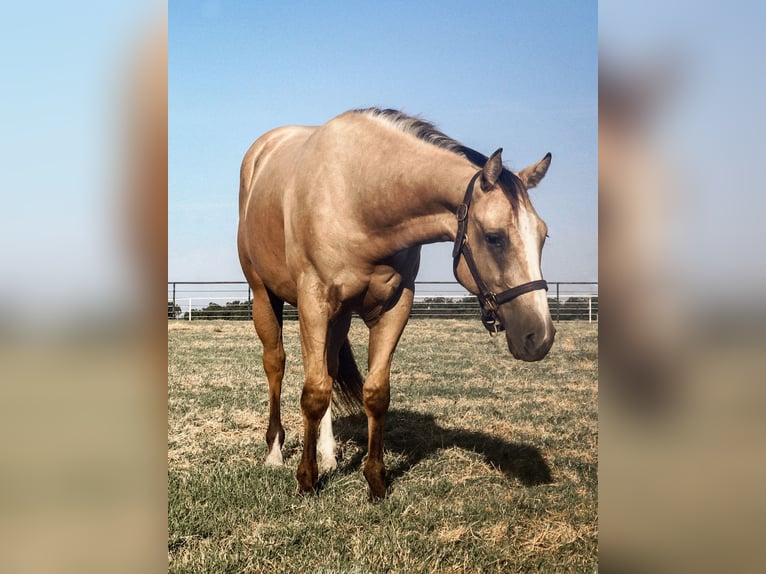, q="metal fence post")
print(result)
[172,283,176,320]
[588,296,592,323]
[555,283,560,322]
[188,298,192,321]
